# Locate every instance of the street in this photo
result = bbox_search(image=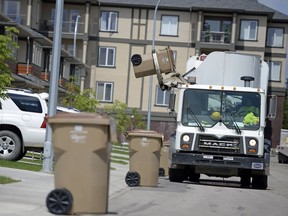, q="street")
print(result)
[0,156,287,216]
[107,156,288,216]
